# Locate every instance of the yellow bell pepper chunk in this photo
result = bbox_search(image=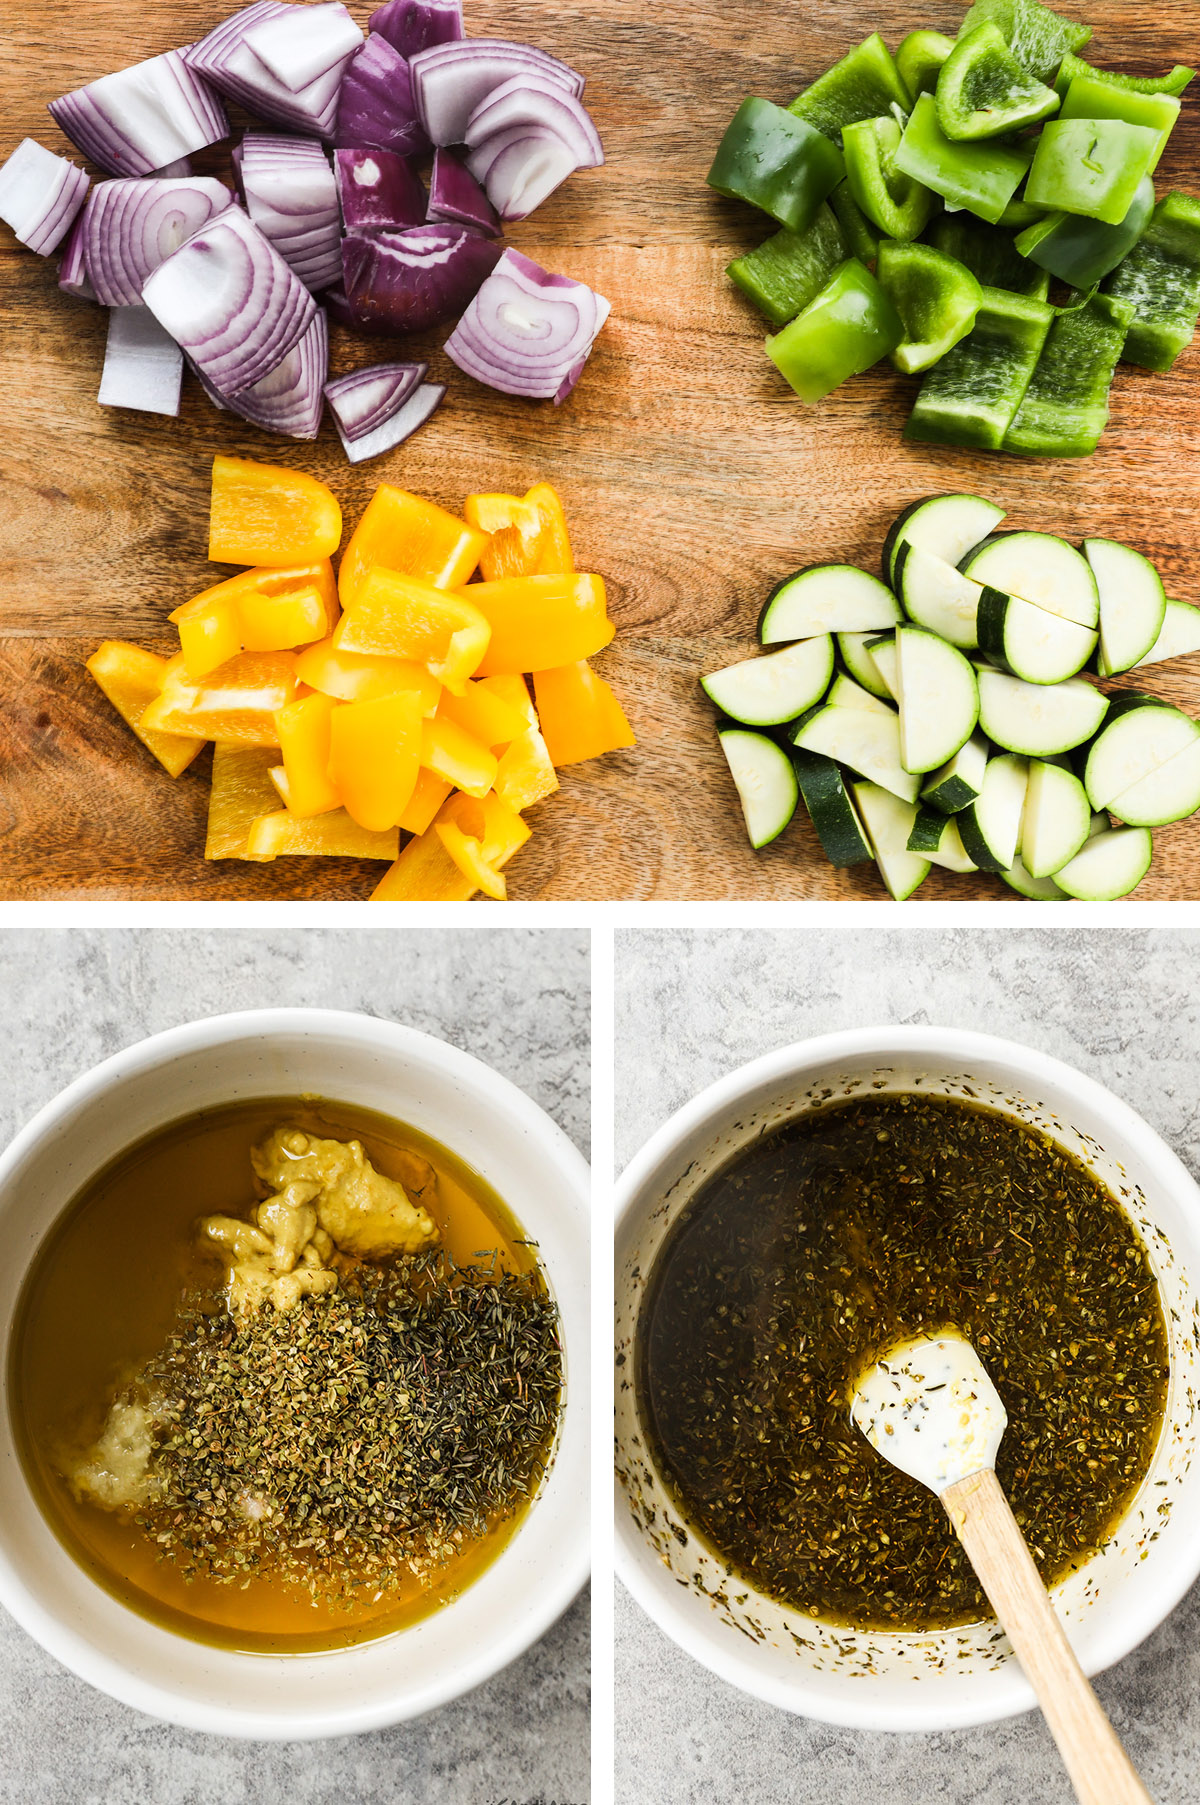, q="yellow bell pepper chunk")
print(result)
[477,673,538,730]
[339,485,487,609]
[470,574,613,675]
[494,726,559,812]
[464,492,547,581]
[171,595,242,678]
[525,483,575,574]
[142,651,298,746]
[420,716,498,798]
[275,692,341,817]
[399,767,454,835]
[209,456,342,566]
[171,560,338,678]
[294,637,442,712]
[434,819,508,900]
[533,659,636,765]
[245,810,399,861]
[369,790,531,901]
[334,567,491,695]
[328,692,424,832]
[205,744,281,859]
[436,679,528,748]
[86,640,206,779]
